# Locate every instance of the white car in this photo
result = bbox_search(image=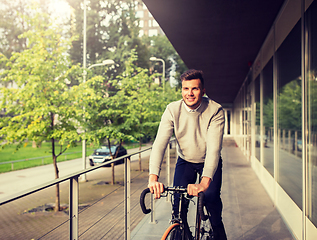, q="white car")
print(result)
[88,145,127,167]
